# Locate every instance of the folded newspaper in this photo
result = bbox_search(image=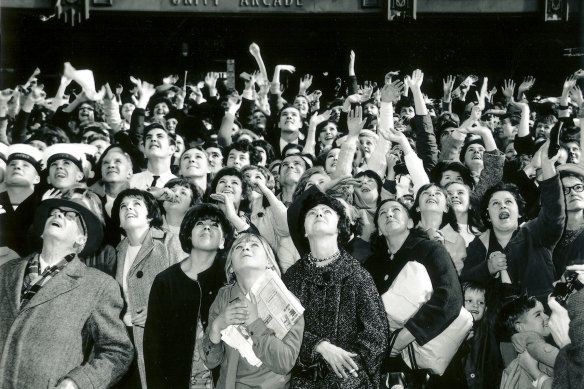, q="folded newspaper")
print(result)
[220,269,304,366]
